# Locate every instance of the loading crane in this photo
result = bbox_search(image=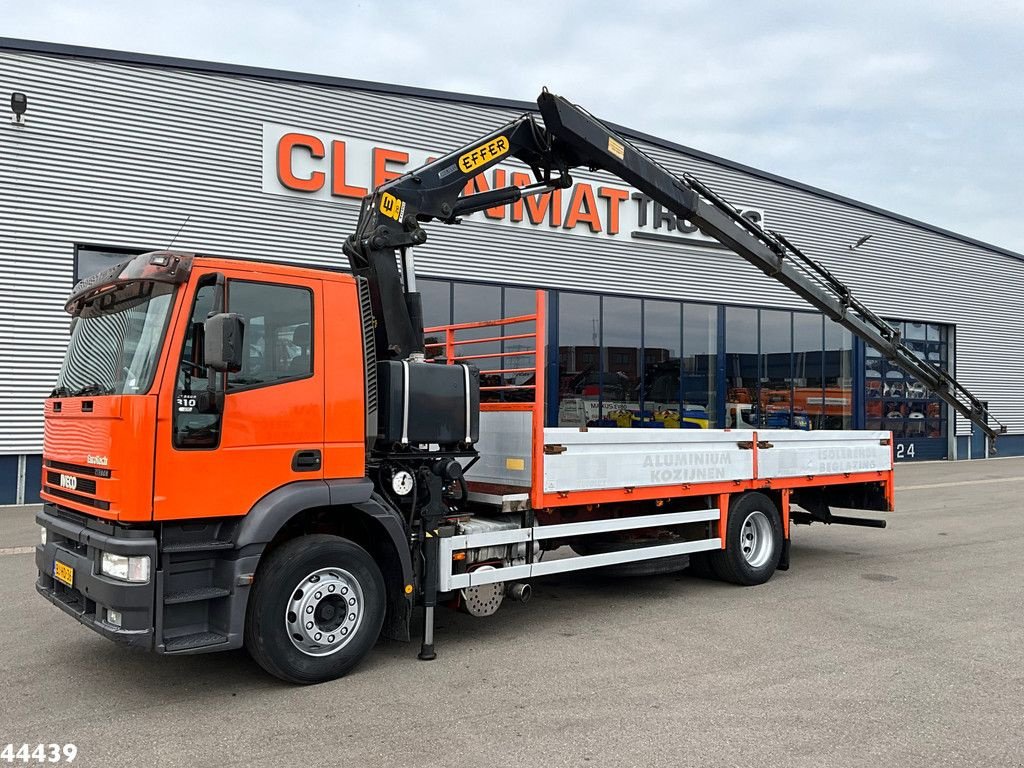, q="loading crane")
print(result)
[345,88,1004,446]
